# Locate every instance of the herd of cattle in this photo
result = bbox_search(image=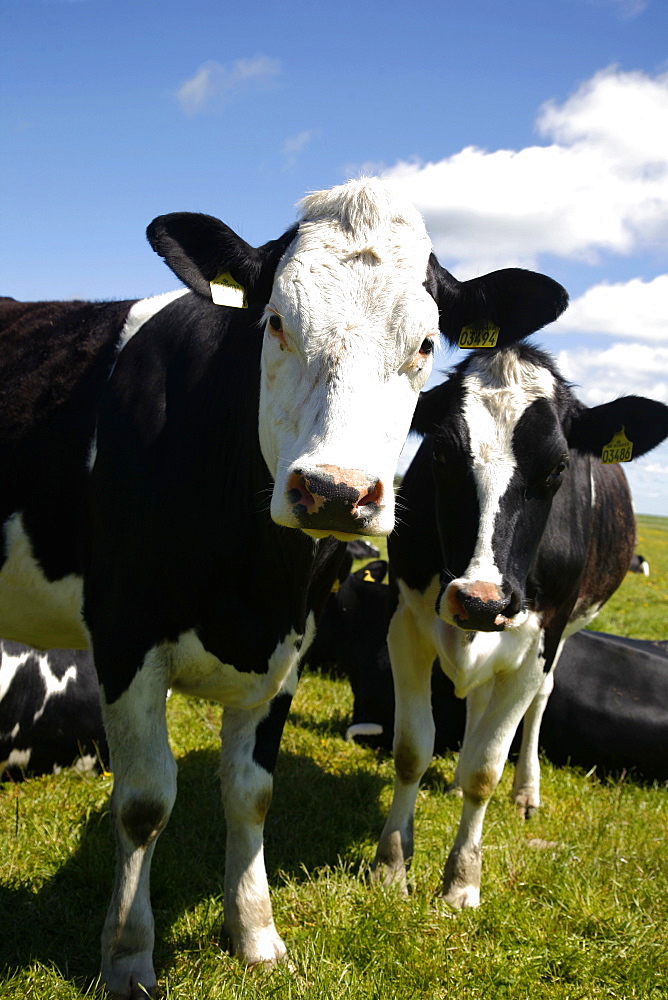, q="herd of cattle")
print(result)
[1,179,667,998]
